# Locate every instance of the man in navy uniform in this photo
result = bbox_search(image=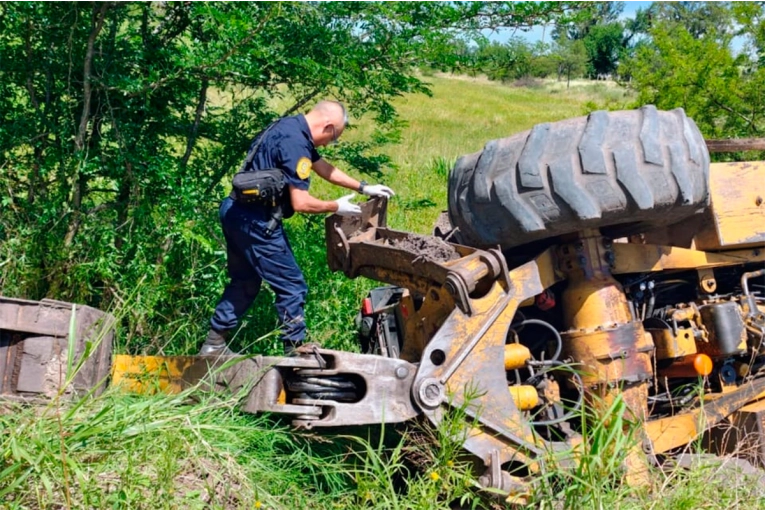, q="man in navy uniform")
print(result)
[201,100,394,356]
